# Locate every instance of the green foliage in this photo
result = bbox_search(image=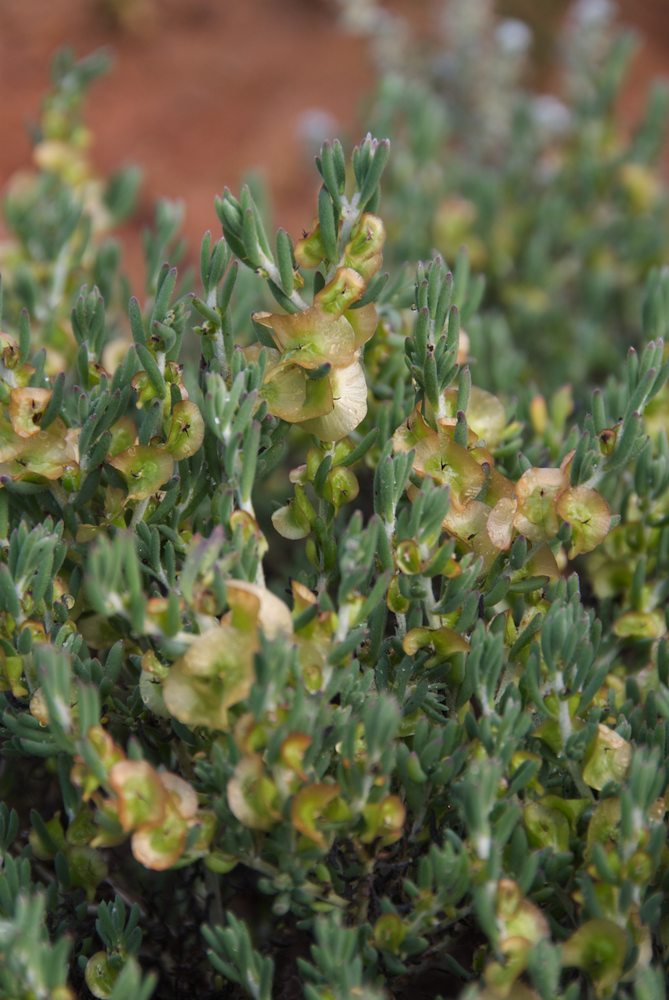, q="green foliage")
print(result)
[2,26,669,1000]
[359,0,669,395]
